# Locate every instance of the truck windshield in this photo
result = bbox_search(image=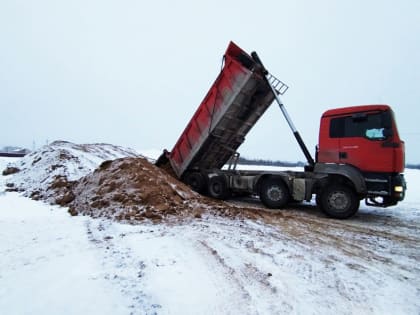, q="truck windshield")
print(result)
[330,110,392,140]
